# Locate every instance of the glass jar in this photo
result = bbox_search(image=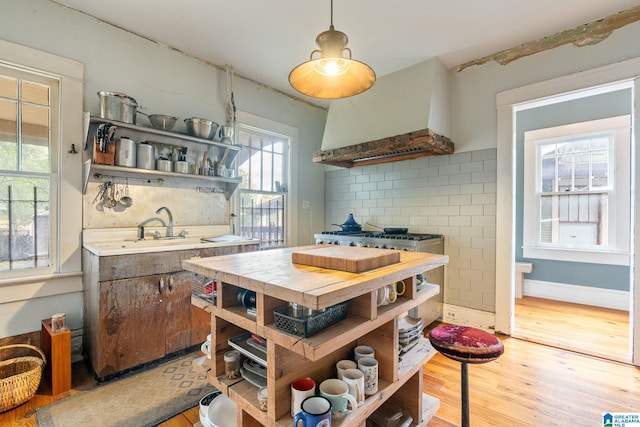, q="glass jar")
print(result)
[51,313,66,332]
[224,350,241,379]
[257,386,268,412]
